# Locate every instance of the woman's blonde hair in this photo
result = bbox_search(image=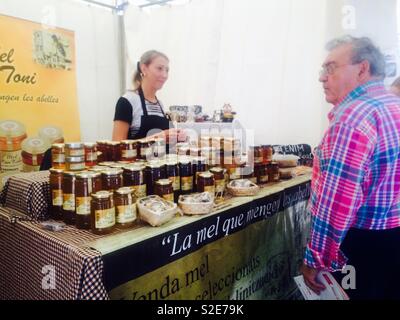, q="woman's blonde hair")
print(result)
[133,50,169,89]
